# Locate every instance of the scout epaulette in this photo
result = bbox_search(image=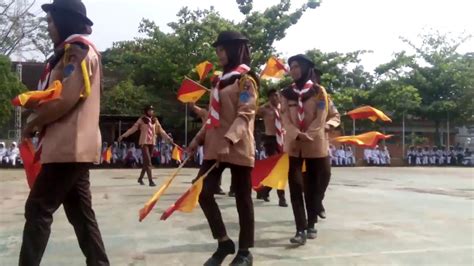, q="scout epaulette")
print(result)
[316,85,329,114]
[64,43,91,99]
